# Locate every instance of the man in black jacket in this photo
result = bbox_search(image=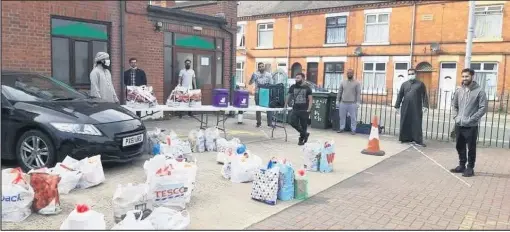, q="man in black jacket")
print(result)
[124,57,147,86]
